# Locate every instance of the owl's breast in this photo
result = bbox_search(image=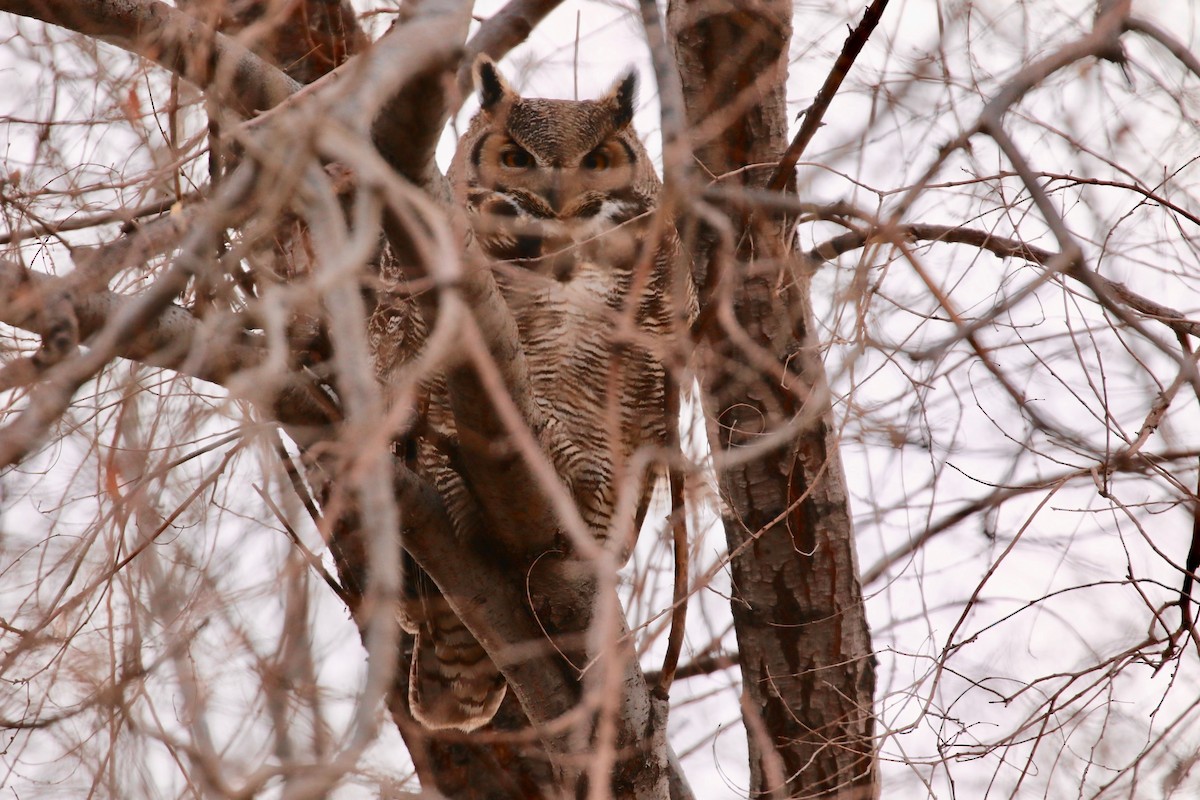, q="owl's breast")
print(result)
[501,263,620,350]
